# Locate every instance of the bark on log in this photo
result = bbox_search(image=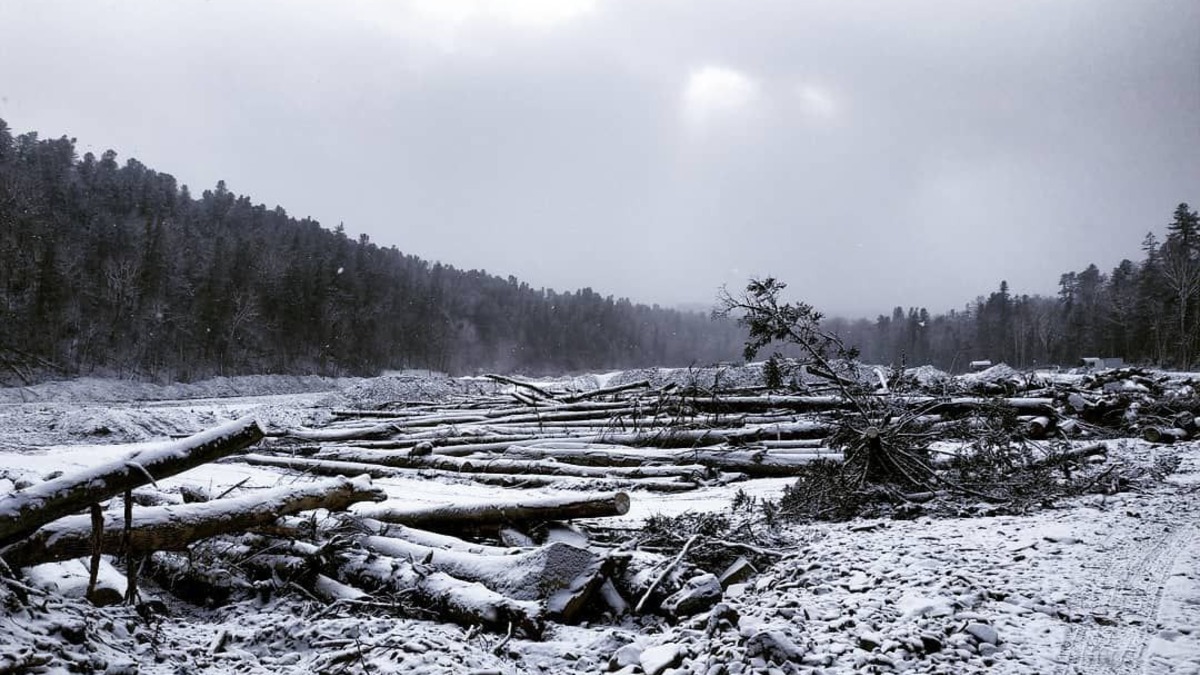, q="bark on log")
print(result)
[358,535,607,623]
[1024,416,1055,439]
[0,416,264,549]
[235,453,701,492]
[335,547,544,637]
[1027,443,1108,468]
[147,550,253,606]
[1142,427,1189,444]
[484,374,560,400]
[26,558,129,607]
[317,449,708,480]
[677,449,844,477]
[358,492,630,532]
[559,380,653,403]
[284,424,398,442]
[484,401,636,417]
[360,519,518,555]
[1,476,385,569]
[500,443,841,475]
